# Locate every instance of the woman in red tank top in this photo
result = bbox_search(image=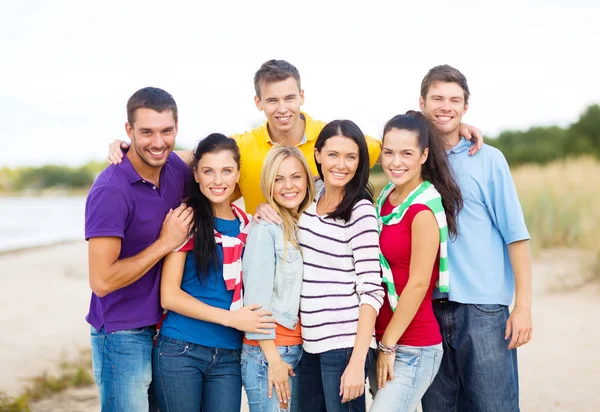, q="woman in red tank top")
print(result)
[369,111,463,411]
